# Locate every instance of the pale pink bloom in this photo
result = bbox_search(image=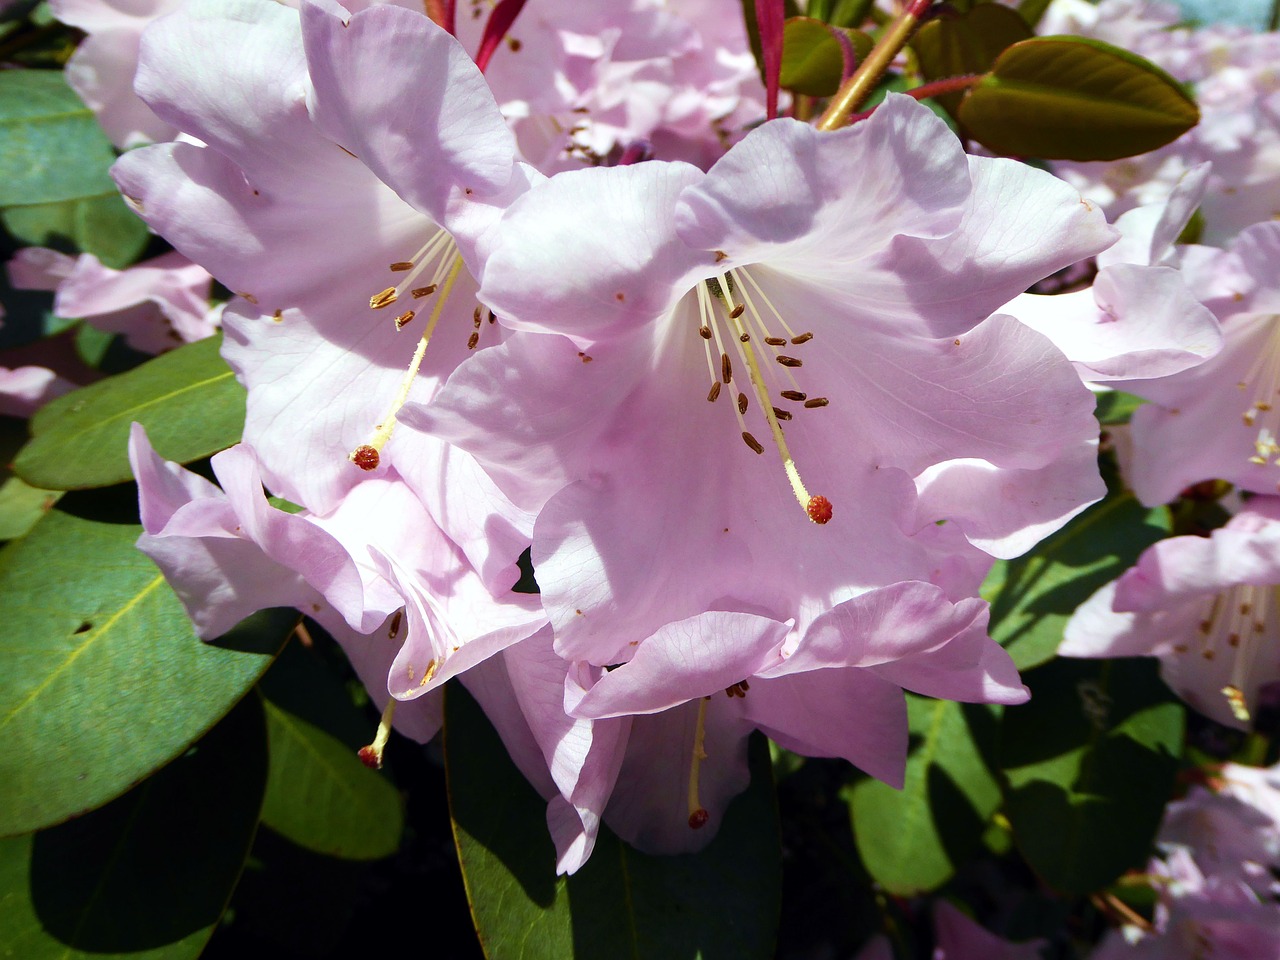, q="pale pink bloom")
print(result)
[0,365,74,418]
[1001,164,1222,384]
[112,0,536,528]
[9,247,216,353]
[1062,498,1280,728]
[456,0,766,172]
[932,900,1046,959]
